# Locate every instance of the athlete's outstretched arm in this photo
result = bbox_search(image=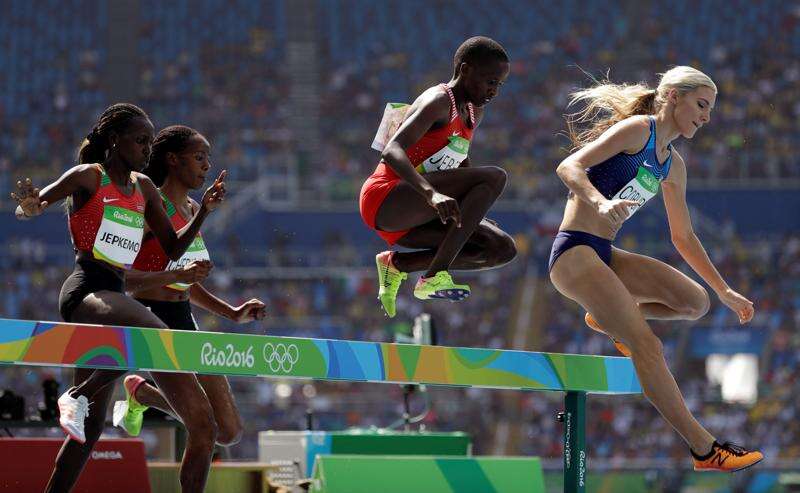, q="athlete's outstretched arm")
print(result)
[11,165,99,219]
[189,283,266,323]
[662,151,754,323]
[556,117,646,227]
[141,170,226,261]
